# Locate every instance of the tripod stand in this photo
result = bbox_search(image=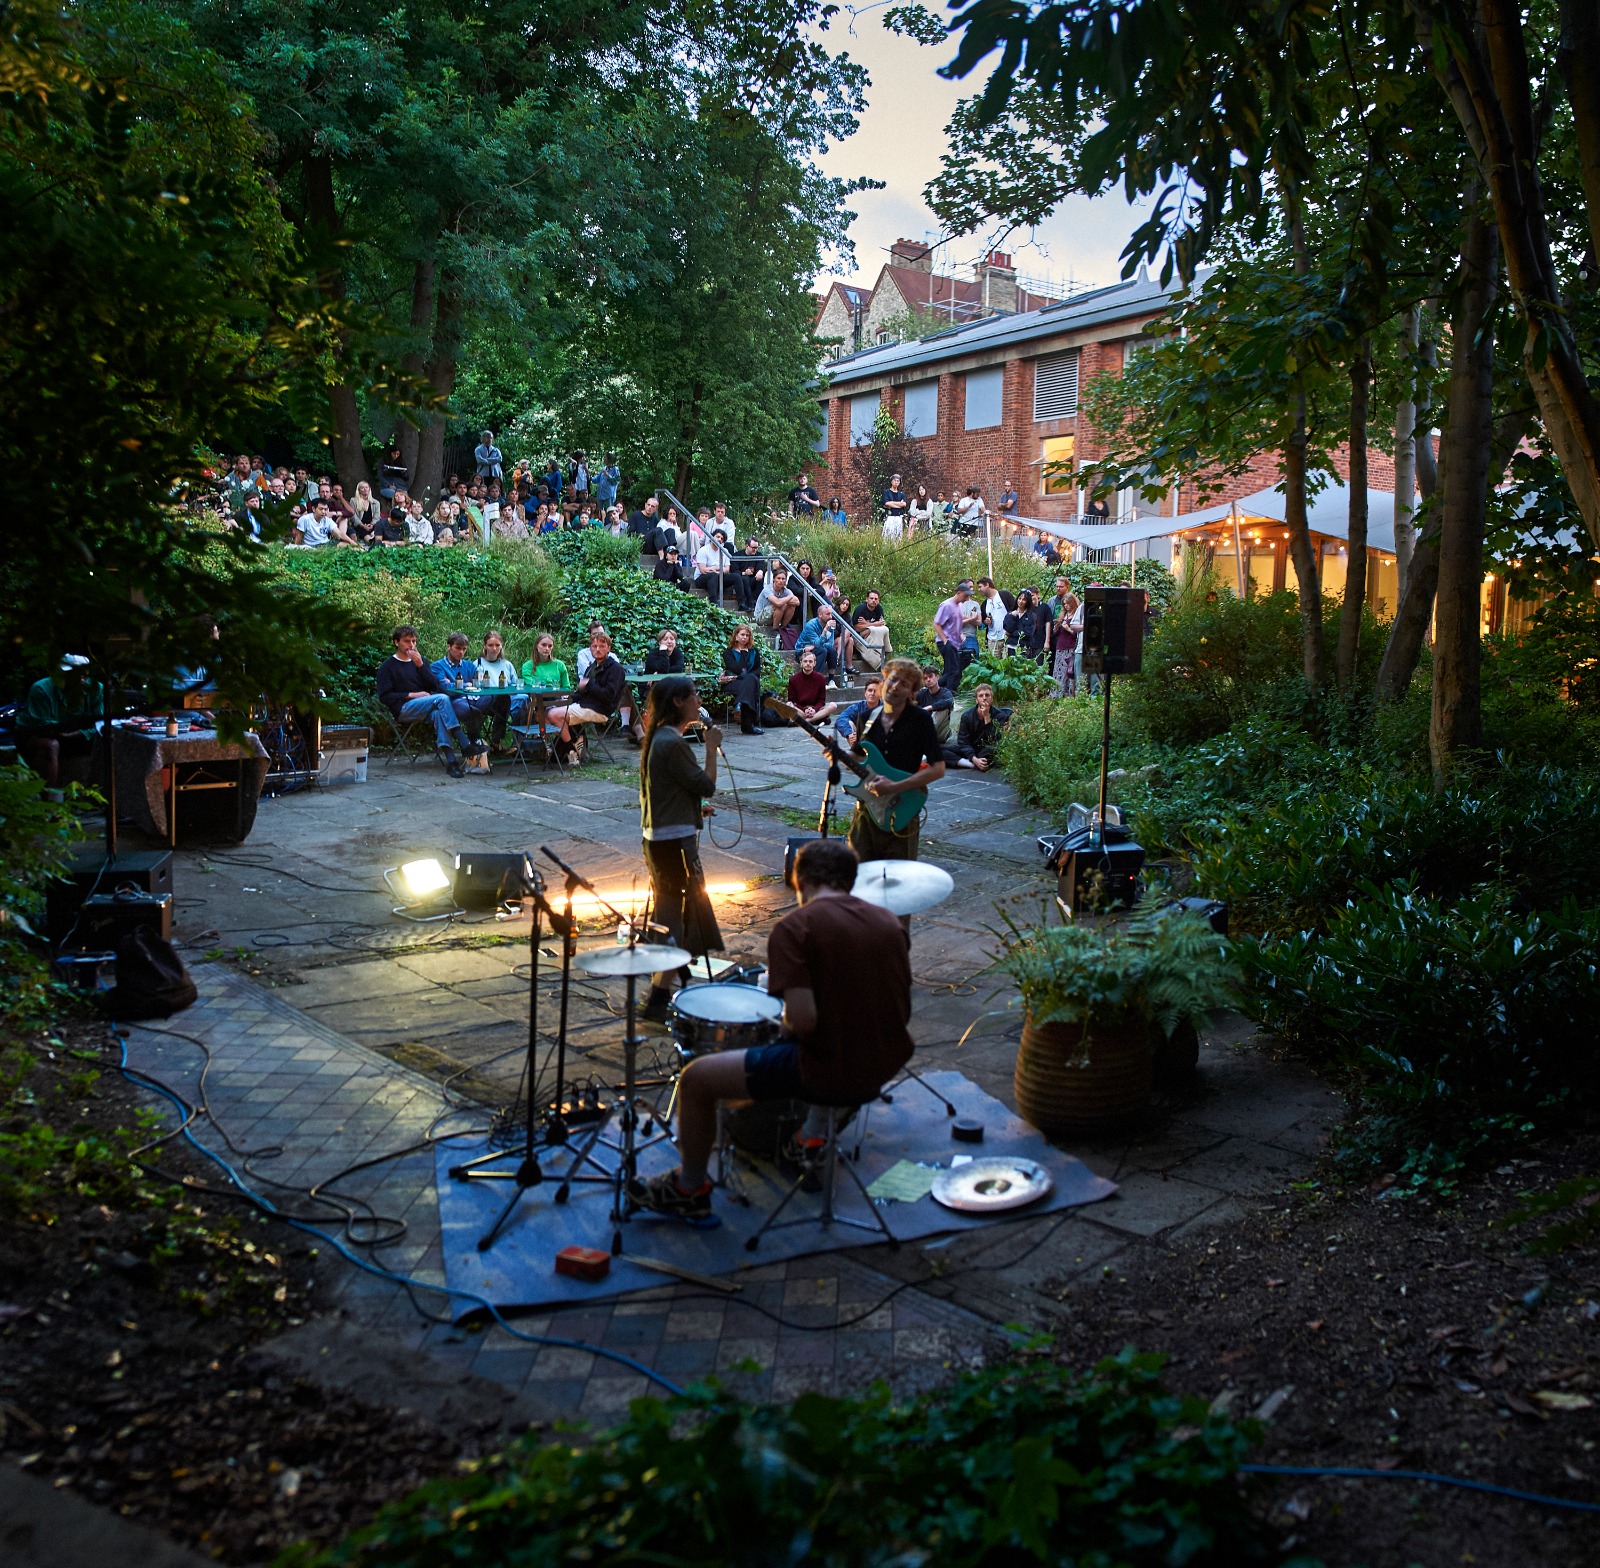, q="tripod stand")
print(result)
[448,855,610,1253]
